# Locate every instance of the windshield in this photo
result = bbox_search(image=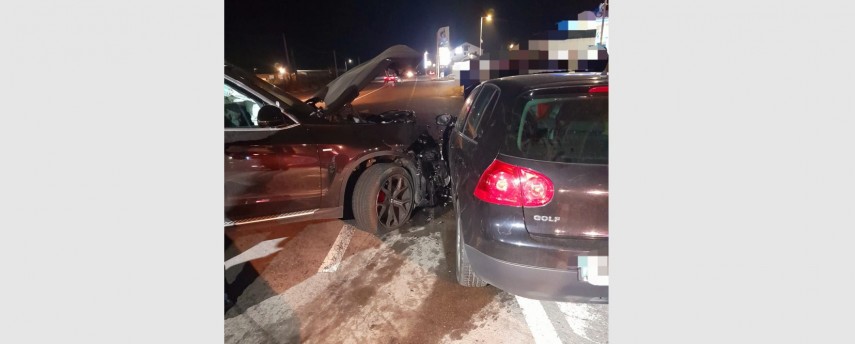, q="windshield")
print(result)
[224,65,316,118]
